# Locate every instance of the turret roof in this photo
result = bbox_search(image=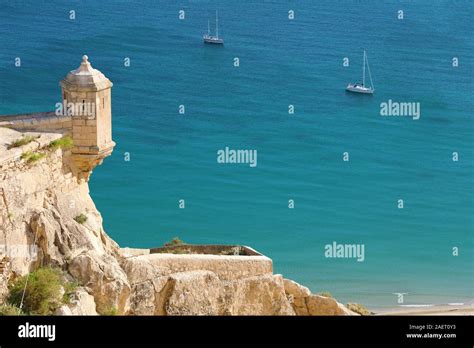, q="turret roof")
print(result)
[60,55,112,91]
